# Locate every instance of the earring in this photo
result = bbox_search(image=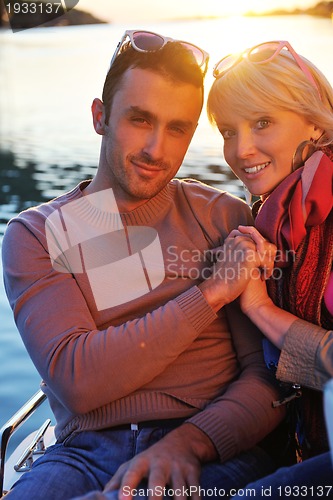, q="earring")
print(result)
[292,140,317,171]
